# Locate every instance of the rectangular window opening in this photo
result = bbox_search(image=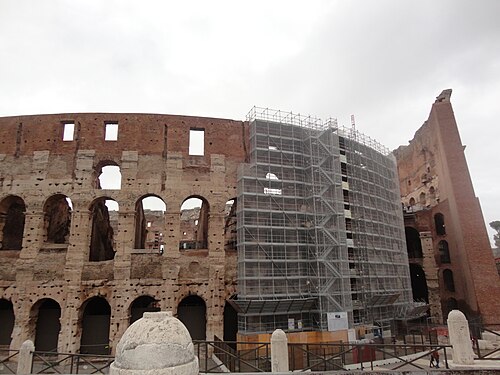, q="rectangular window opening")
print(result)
[62,122,75,141]
[105,122,119,141]
[189,128,205,156]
